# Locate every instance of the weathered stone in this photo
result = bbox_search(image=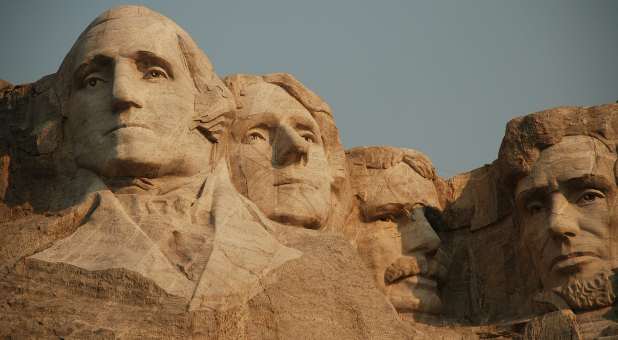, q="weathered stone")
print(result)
[2,4,617,339]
